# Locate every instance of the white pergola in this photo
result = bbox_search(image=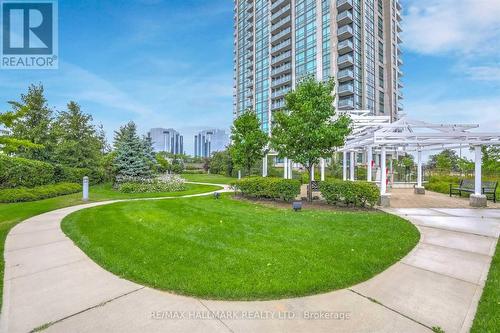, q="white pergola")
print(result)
[339,114,500,207]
